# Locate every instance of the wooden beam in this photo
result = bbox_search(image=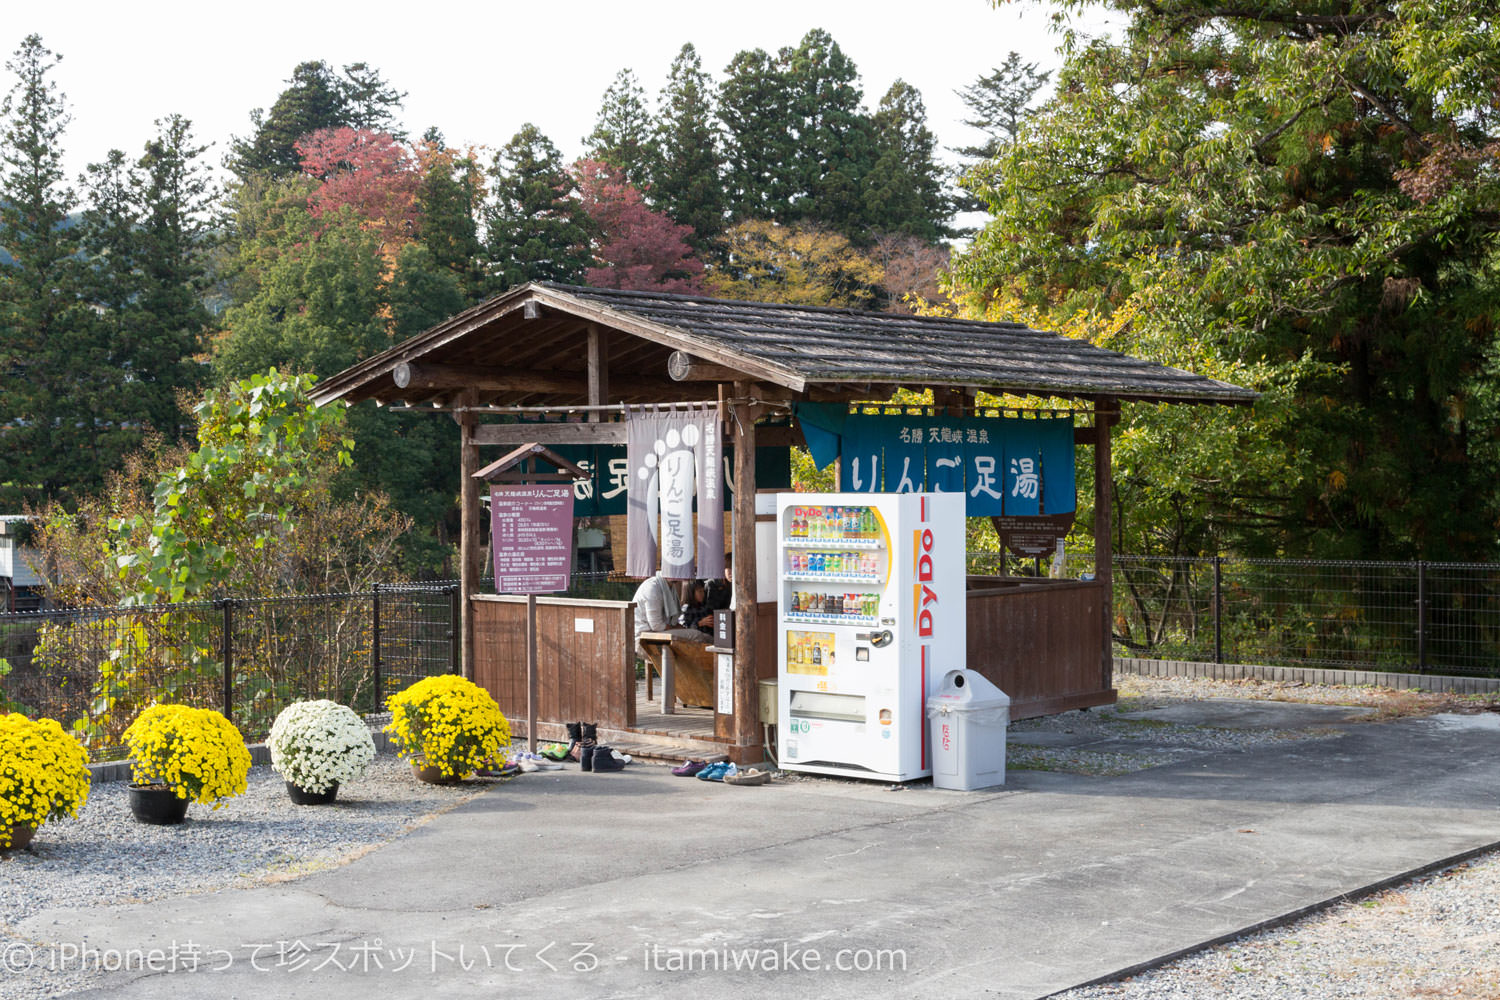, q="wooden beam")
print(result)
[587,324,608,422]
[474,418,798,449]
[731,381,760,761]
[523,300,541,319]
[476,422,625,446]
[667,350,742,383]
[457,392,481,681]
[1093,397,1117,693]
[396,362,587,396]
